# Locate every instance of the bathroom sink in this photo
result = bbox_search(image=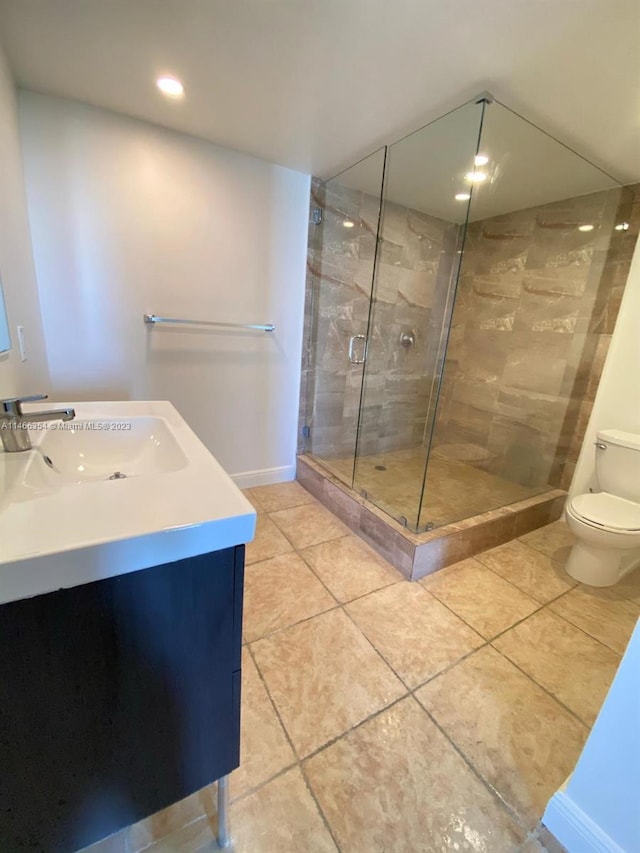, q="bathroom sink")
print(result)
[0,400,256,605]
[23,416,188,487]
